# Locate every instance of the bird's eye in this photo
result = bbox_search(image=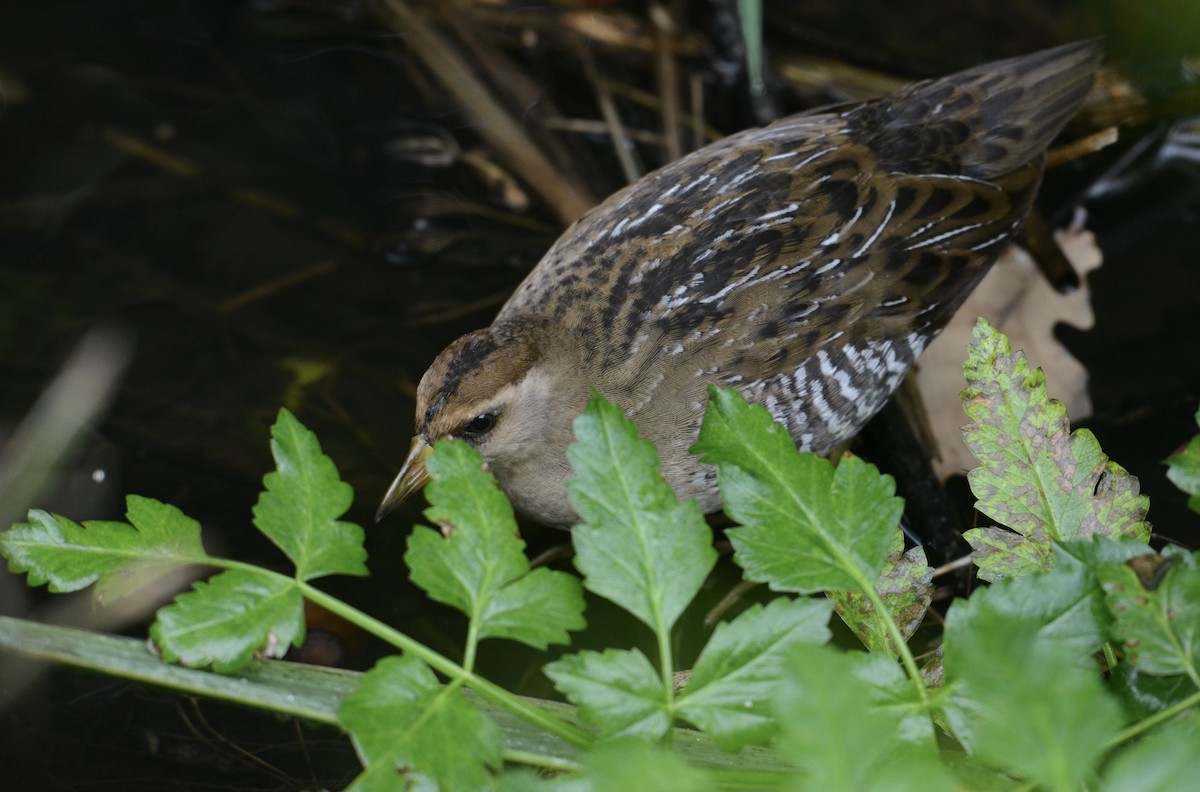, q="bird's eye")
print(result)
[461,413,496,436]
